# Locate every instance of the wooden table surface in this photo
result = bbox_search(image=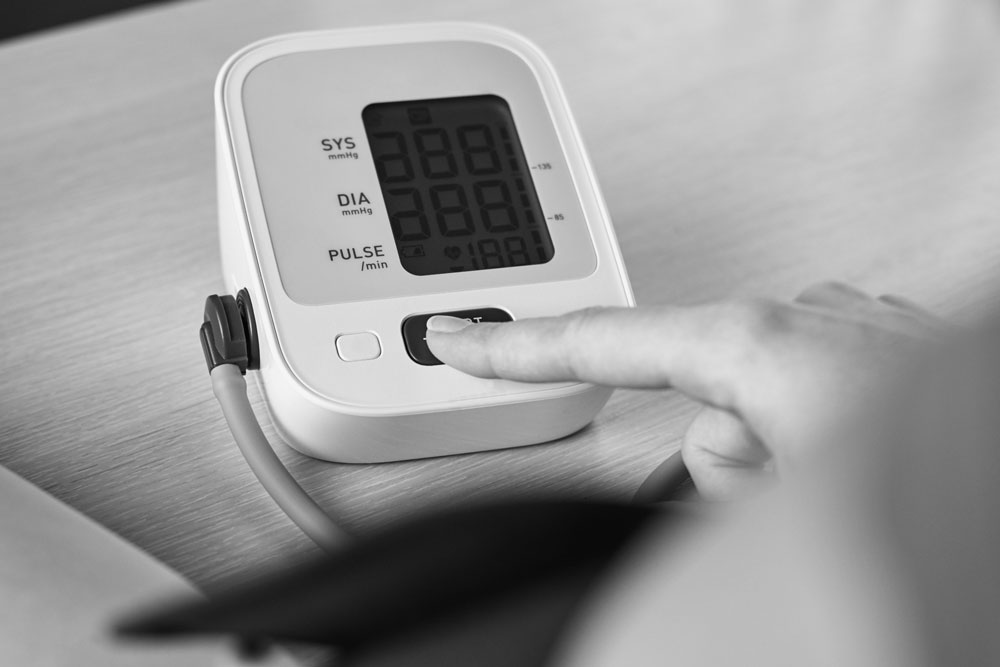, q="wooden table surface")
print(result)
[2,0,999,589]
